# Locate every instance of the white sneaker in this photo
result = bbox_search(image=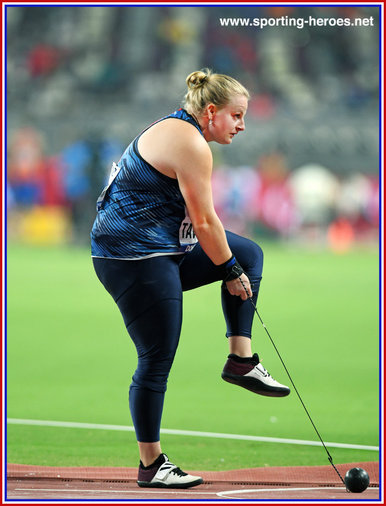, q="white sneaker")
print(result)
[222,353,290,397]
[137,454,203,488]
